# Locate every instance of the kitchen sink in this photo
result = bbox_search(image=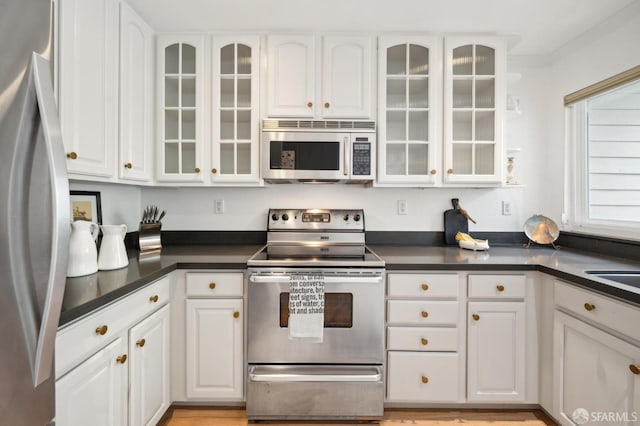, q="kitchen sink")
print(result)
[585,271,640,288]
